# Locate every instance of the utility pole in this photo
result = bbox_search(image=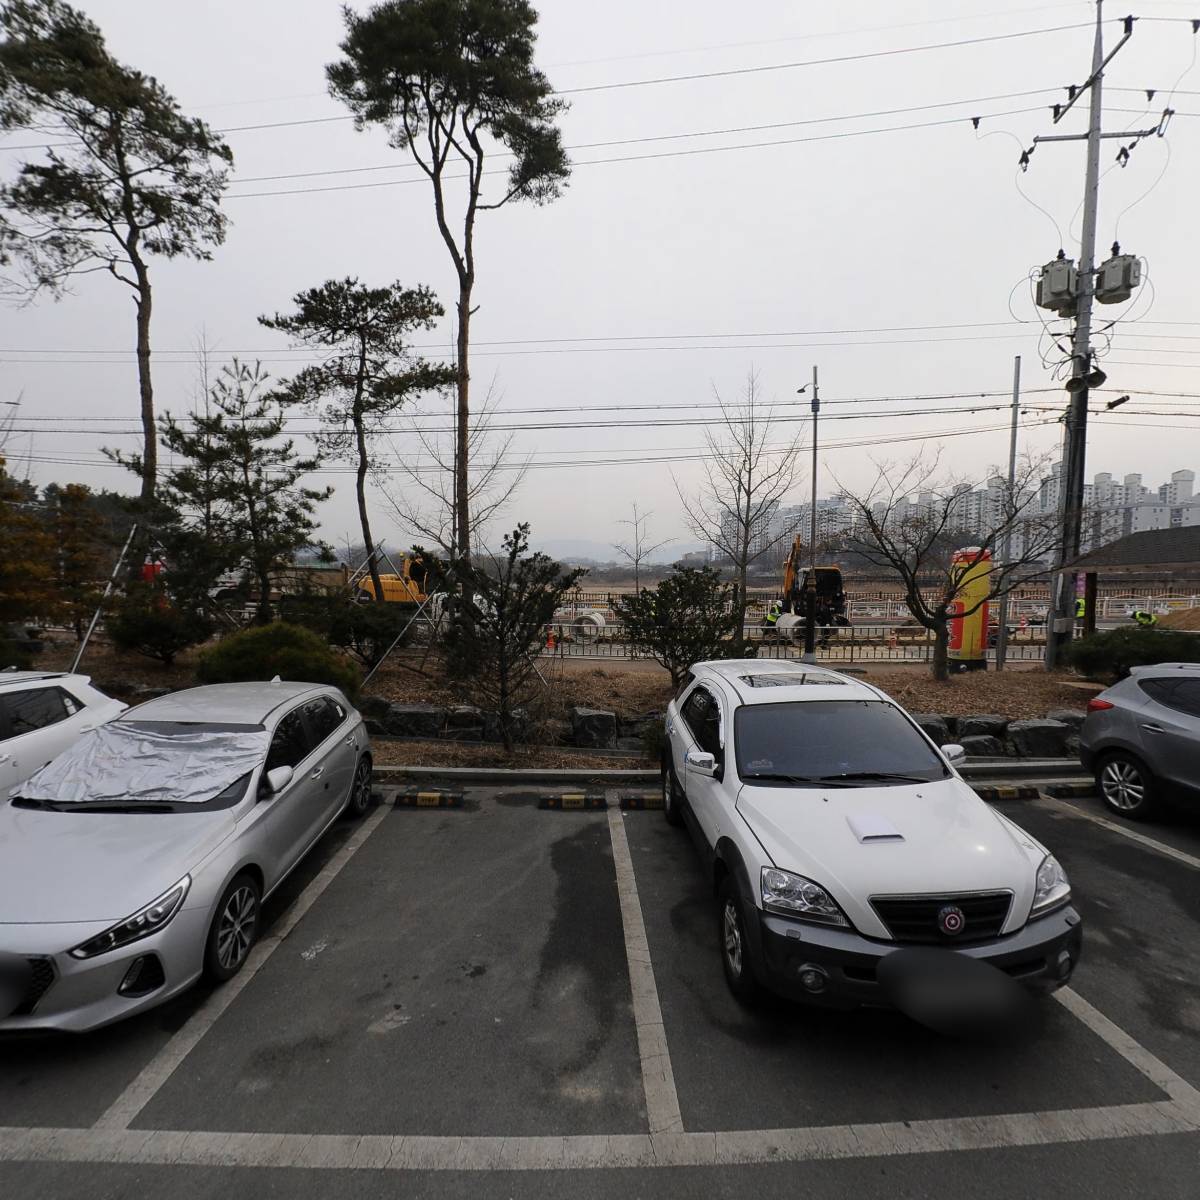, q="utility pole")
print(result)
[802,364,819,664]
[995,355,1021,671]
[1024,2,1164,669]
